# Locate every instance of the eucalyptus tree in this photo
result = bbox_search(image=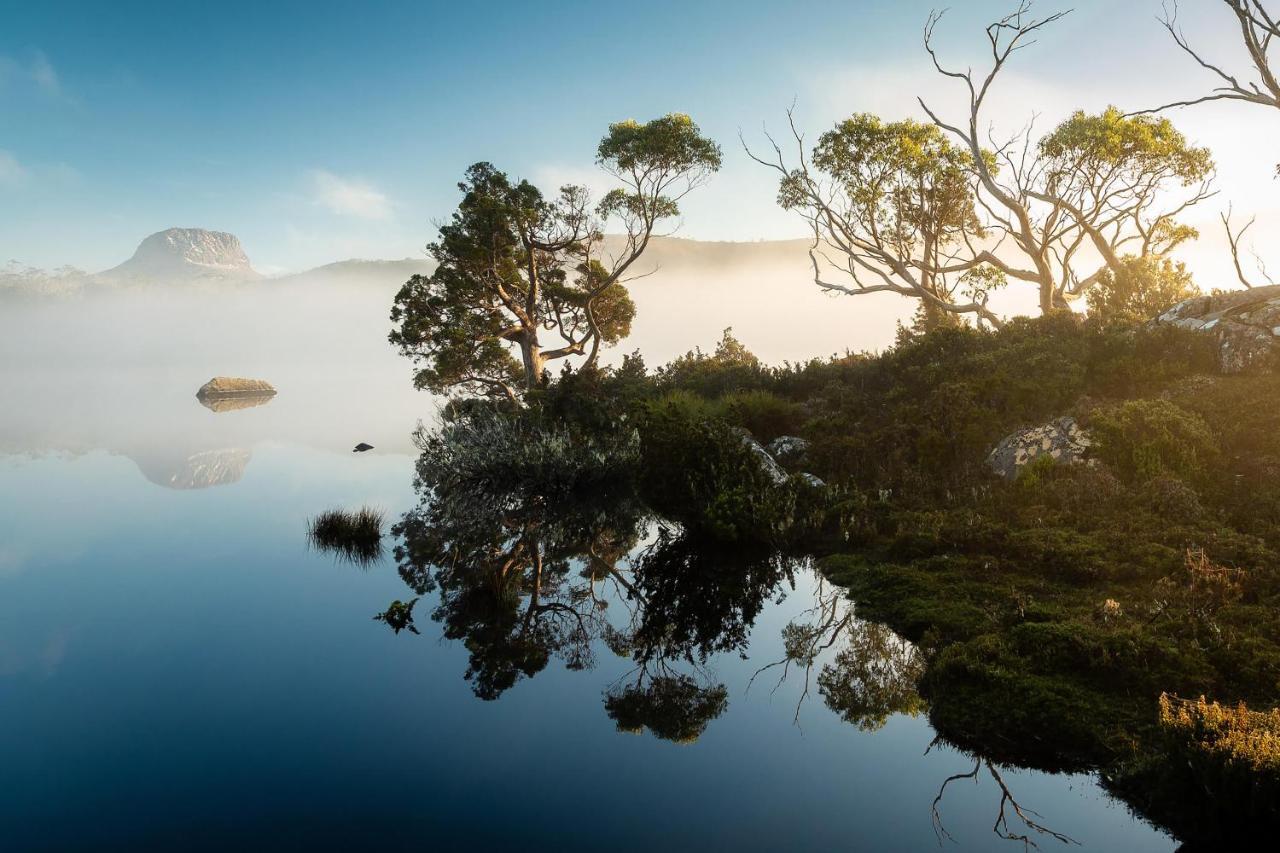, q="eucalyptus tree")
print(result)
[390,114,721,403]
[916,4,1214,314]
[1138,0,1280,289]
[748,114,1007,329]
[752,4,1215,324]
